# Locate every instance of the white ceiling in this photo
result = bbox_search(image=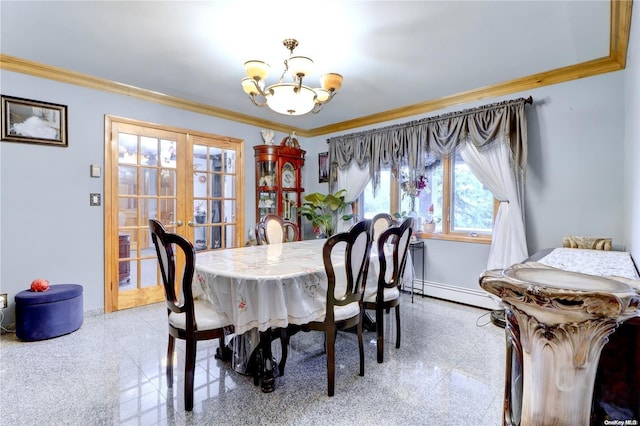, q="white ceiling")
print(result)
[0,1,612,132]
